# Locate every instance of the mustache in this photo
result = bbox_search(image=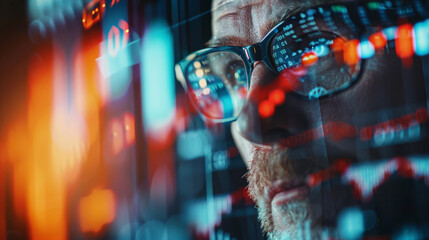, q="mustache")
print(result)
[246,145,330,234]
[247,146,295,200]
